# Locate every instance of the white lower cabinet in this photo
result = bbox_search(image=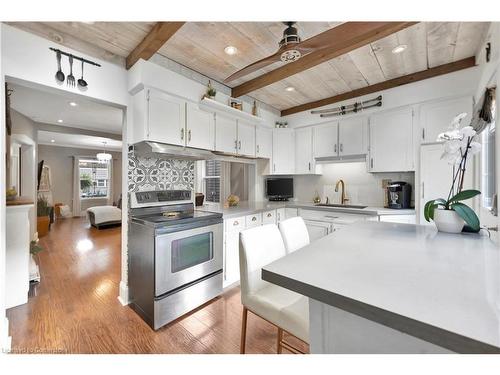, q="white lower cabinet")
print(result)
[223,215,245,287]
[276,208,286,223]
[304,219,332,242]
[262,210,276,224]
